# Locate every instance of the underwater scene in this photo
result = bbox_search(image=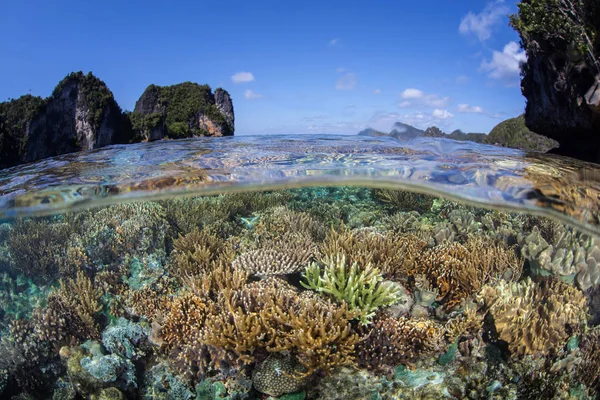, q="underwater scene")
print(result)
[0,136,600,400]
